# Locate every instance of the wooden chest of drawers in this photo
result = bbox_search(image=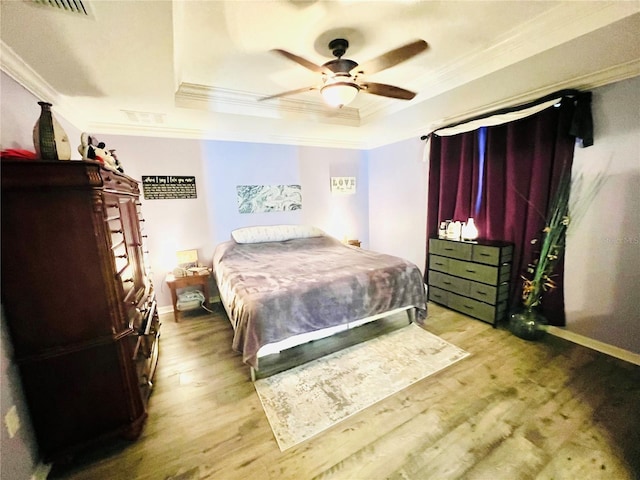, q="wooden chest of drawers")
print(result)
[428,238,514,325]
[1,159,159,462]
